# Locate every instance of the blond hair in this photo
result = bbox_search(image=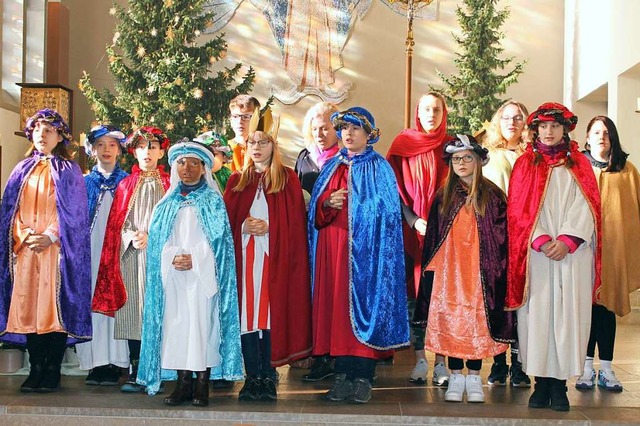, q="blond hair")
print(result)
[484,100,530,151]
[233,131,288,194]
[302,102,339,148]
[229,94,260,112]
